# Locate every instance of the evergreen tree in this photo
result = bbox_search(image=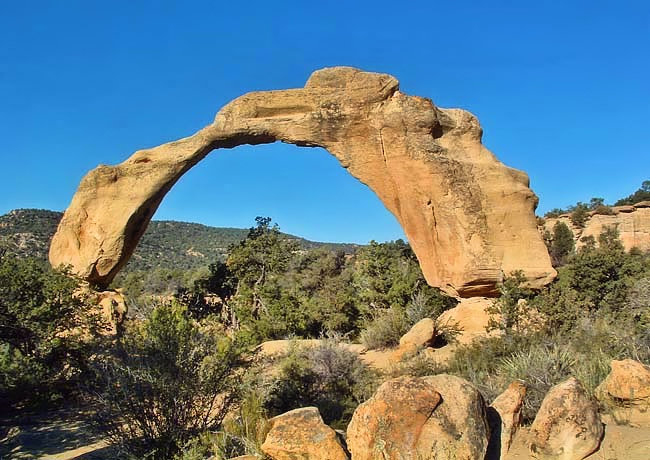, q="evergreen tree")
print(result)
[550,221,575,267]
